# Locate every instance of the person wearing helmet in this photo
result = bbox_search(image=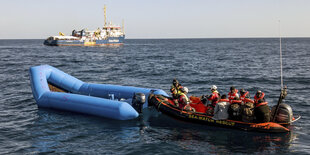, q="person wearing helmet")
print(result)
[177,87,190,109]
[207,85,220,108]
[202,85,219,115]
[253,90,270,123]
